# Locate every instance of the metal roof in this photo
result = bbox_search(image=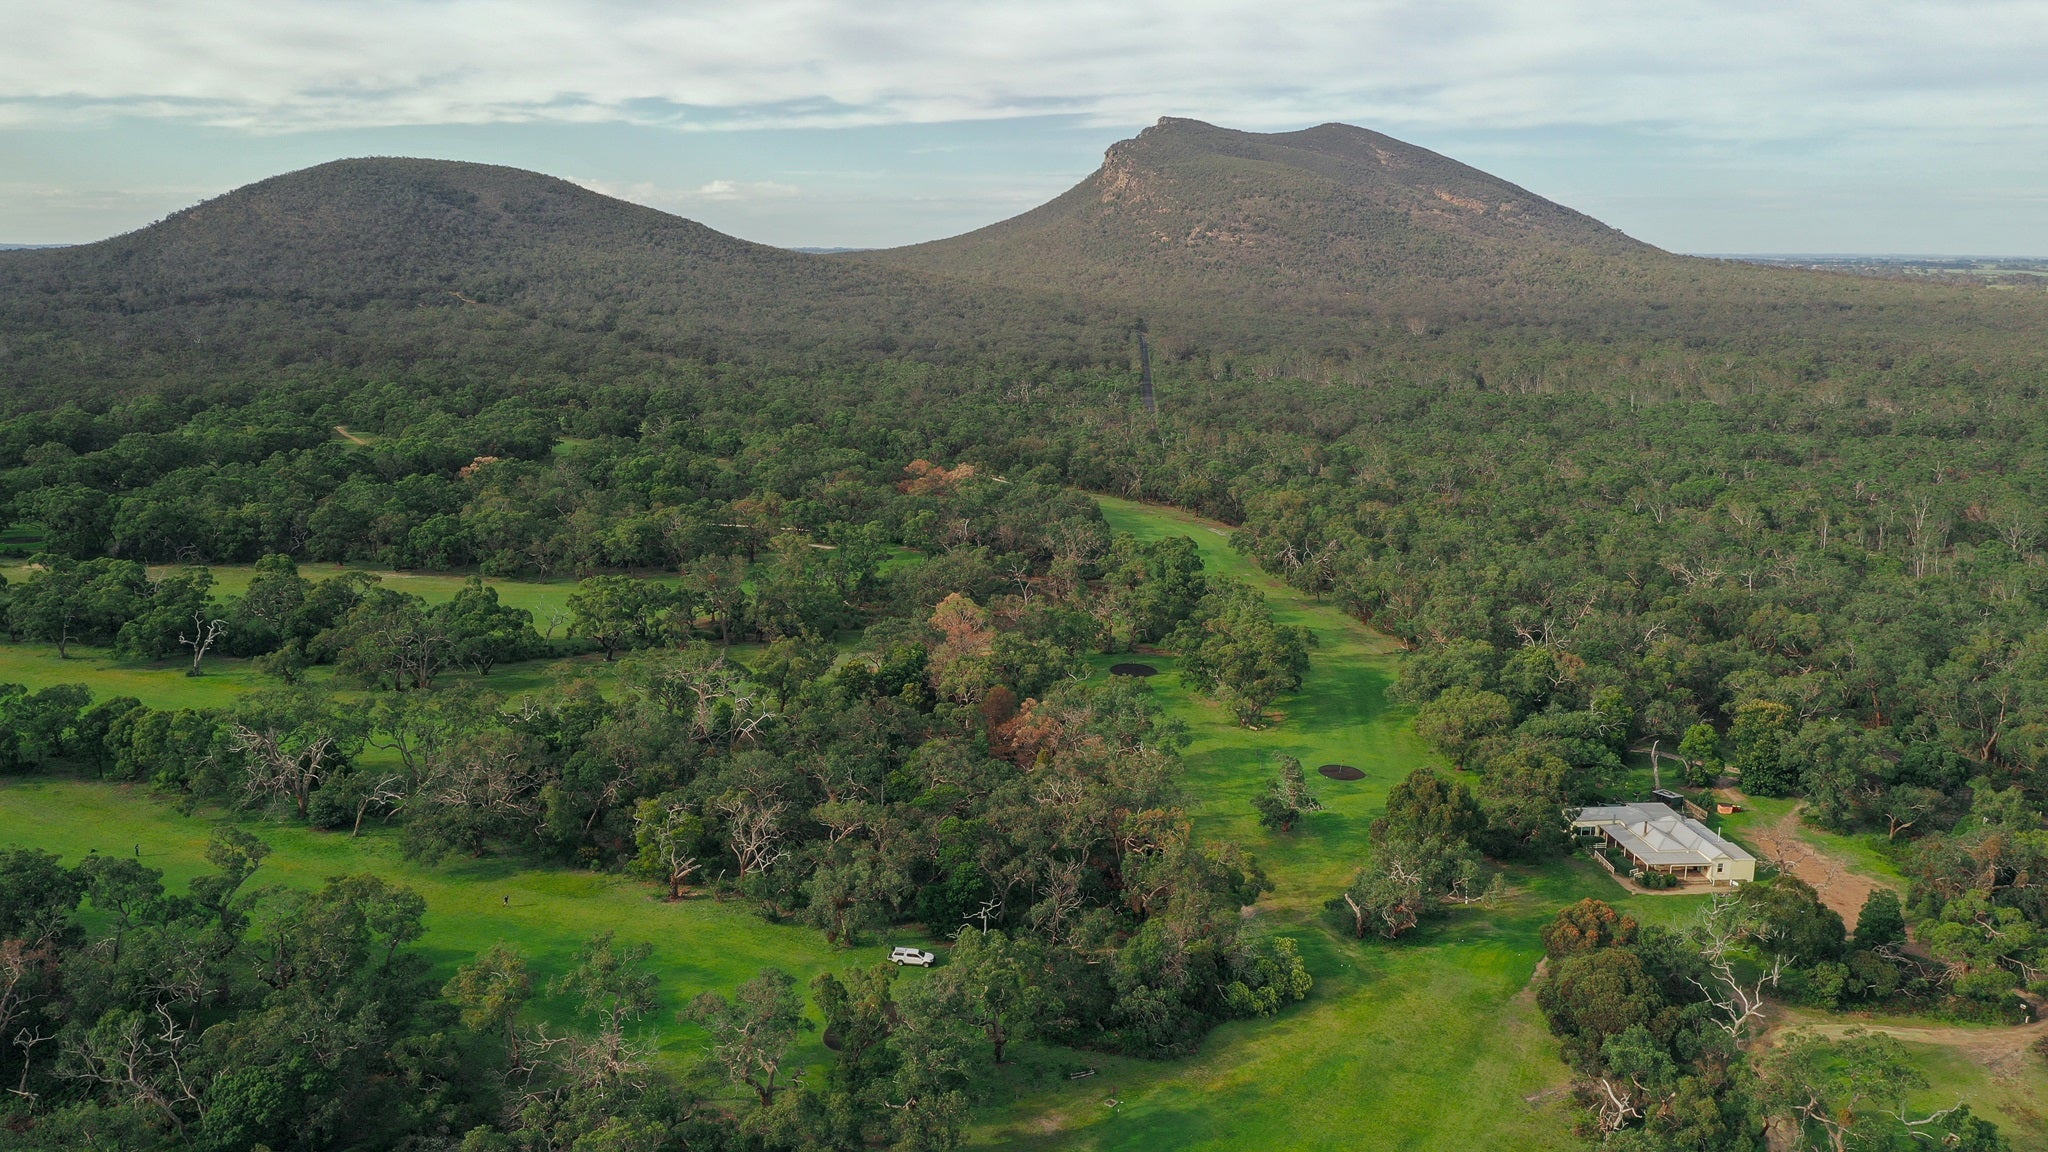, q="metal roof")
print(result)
[1570,802,1755,868]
